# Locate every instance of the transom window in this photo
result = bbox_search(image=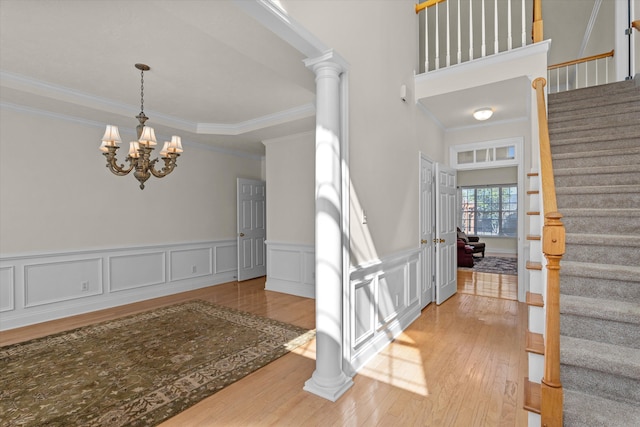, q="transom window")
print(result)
[461,185,517,237]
